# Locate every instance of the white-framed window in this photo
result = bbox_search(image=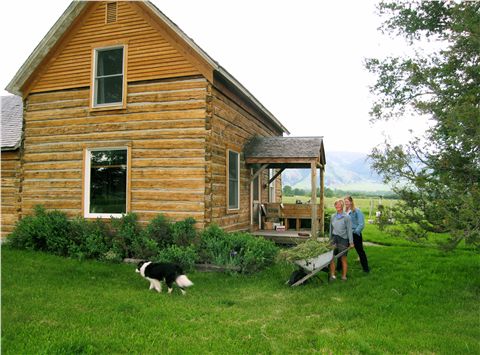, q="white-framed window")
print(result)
[84,147,128,218]
[269,168,276,202]
[92,45,125,107]
[227,150,240,210]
